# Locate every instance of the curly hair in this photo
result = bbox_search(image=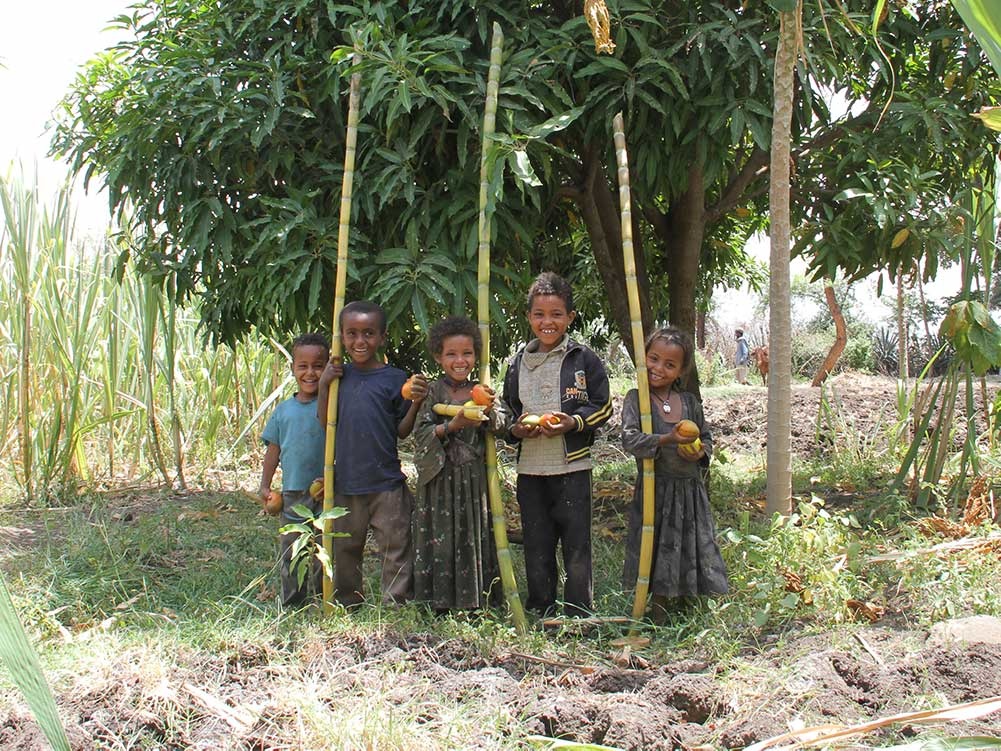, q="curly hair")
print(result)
[291,332,330,357]
[428,316,482,357]
[339,300,387,333]
[526,271,575,312]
